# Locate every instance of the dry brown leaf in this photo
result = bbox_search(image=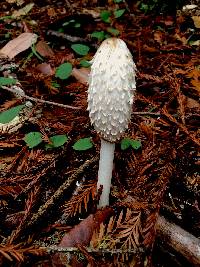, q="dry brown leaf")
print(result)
[36,63,54,75]
[186,97,199,109]
[35,41,54,58]
[192,16,200,28]
[71,68,90,84]
[191,79,200,93]
[0,32,37,59]
[154,31,164,44]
